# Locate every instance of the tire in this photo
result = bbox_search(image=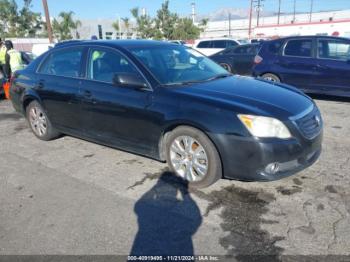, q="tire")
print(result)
[165,126,222,188]
[26,100,60,141]
[219,63,232,73]
[261,73,281,83]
